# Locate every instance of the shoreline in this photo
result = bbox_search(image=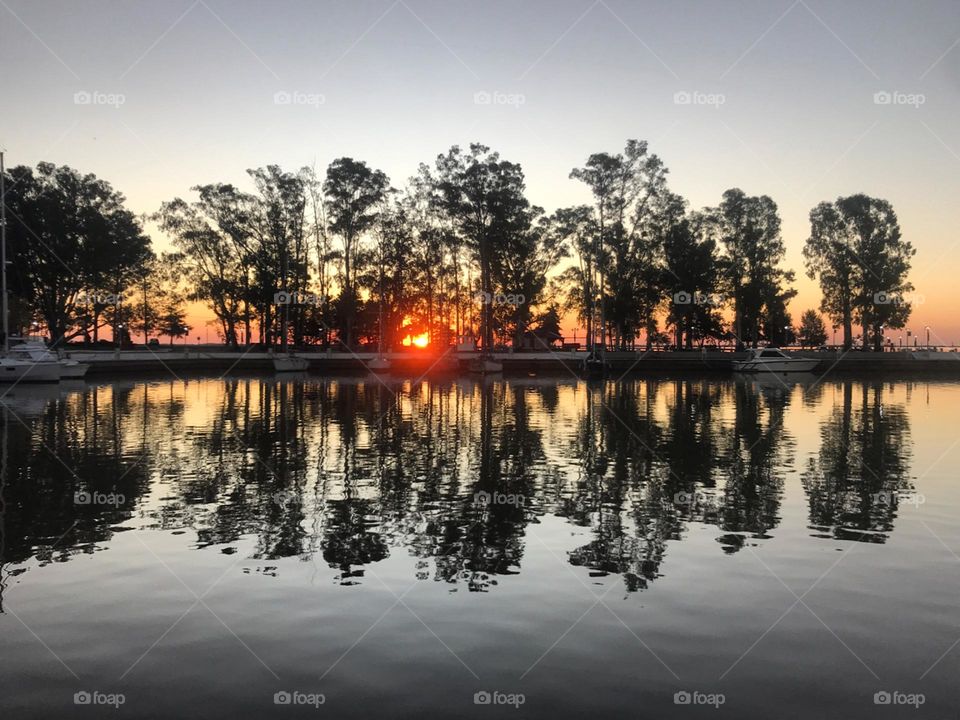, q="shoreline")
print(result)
[60,348,960,378]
